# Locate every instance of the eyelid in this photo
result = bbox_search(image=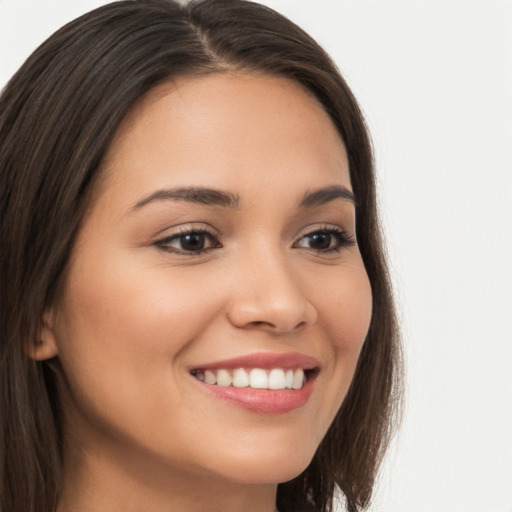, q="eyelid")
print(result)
[152,221,220,240]
[295,223,354,240]
[293,223,356,251]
